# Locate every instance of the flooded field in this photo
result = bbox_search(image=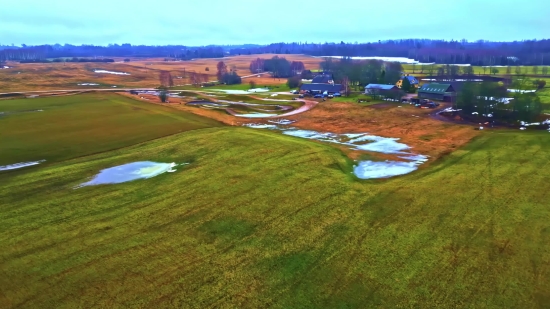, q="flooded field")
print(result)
[244,120,428,179]
[78,161,183,187]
